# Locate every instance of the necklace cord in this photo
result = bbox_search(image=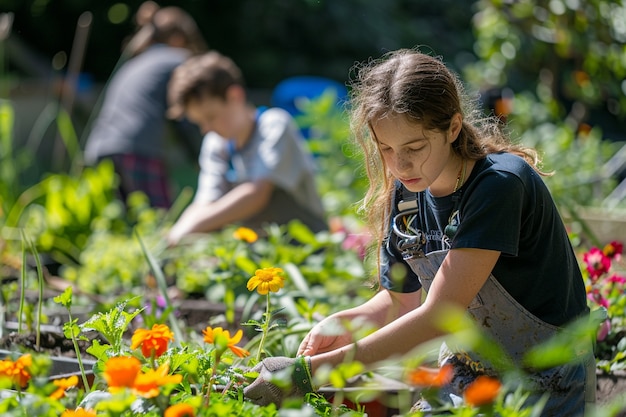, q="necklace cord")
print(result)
[453,159,467,193]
